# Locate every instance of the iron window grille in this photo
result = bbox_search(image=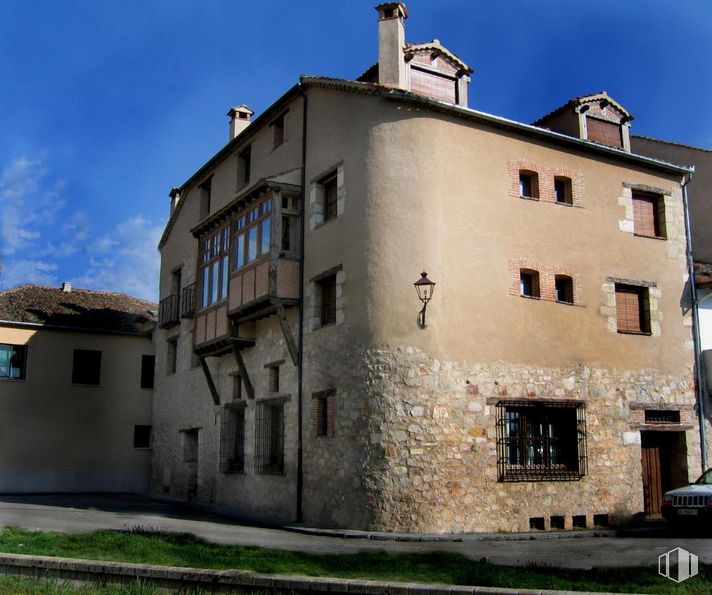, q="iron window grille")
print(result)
[644,409,680,424]
[255,399,285,474]
[496,400,587,482]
